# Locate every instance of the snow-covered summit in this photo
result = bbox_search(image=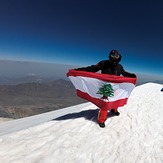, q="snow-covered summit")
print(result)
[0,83,162,163]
